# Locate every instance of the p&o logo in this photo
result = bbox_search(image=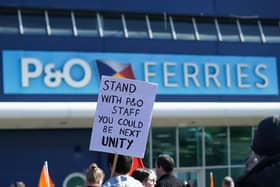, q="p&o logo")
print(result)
[21,58,135,89]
